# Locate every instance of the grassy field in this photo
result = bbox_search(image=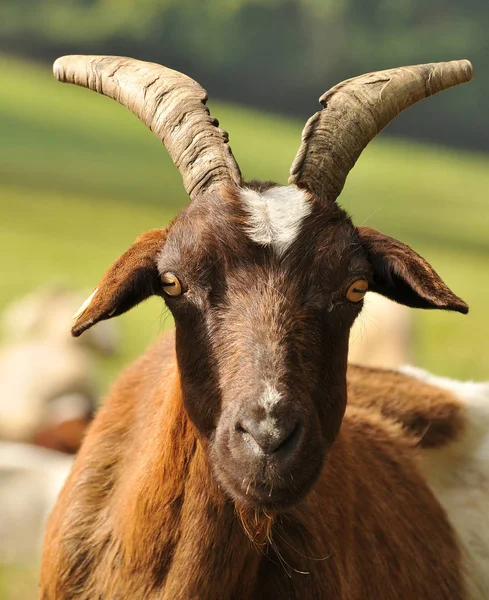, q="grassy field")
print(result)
[1,54,488,388]
[0,53,488,600]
